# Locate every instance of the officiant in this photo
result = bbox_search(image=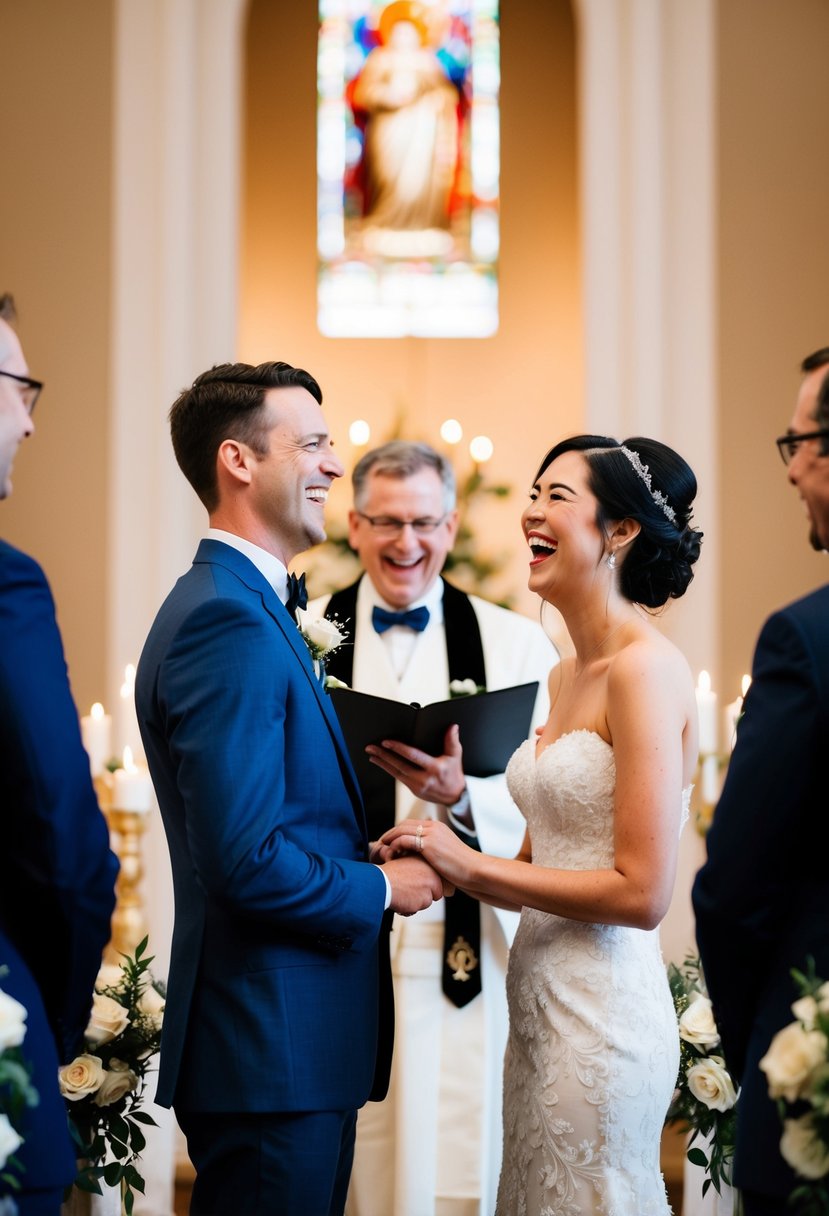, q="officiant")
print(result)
[309,440,555,1216]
